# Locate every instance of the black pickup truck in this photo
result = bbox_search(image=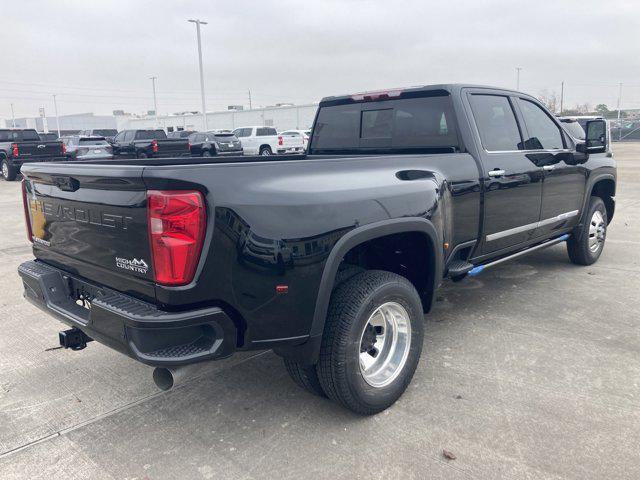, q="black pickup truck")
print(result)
[0,129,66,181]
[110,129,190,159]
[18,84,615,414]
